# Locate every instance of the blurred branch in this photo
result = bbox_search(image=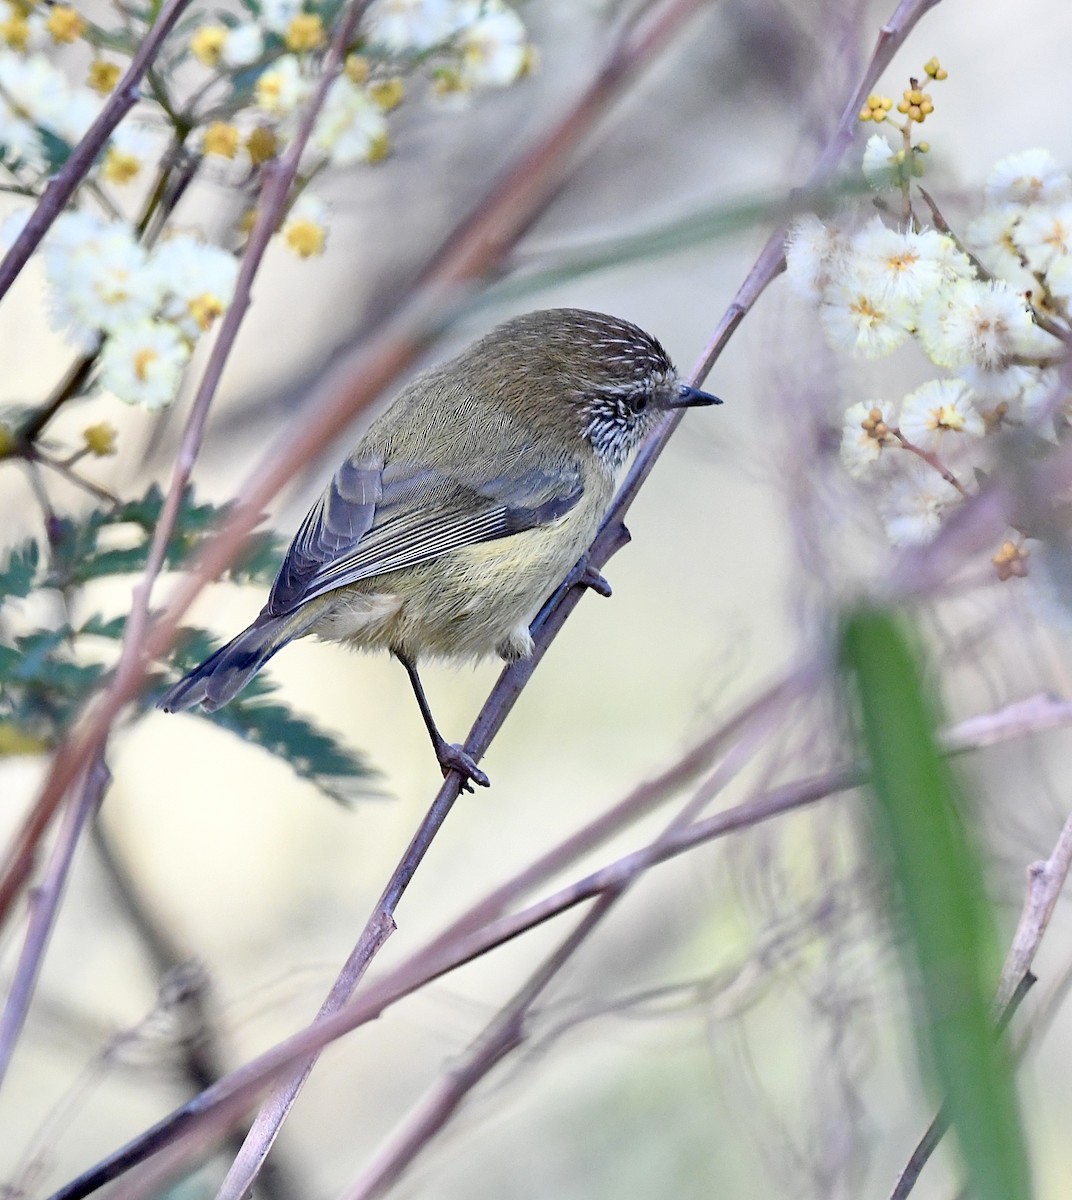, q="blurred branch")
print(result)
[487,178,867,307]
[888,973,1036,1200]
[0,758,110,1089]
[44,686,1072,1200]
[890,809,1072,1200]
[416,663,820,953]
[91,821,306,1200]
[995,813,1072,1011]
[0,0,194,301]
